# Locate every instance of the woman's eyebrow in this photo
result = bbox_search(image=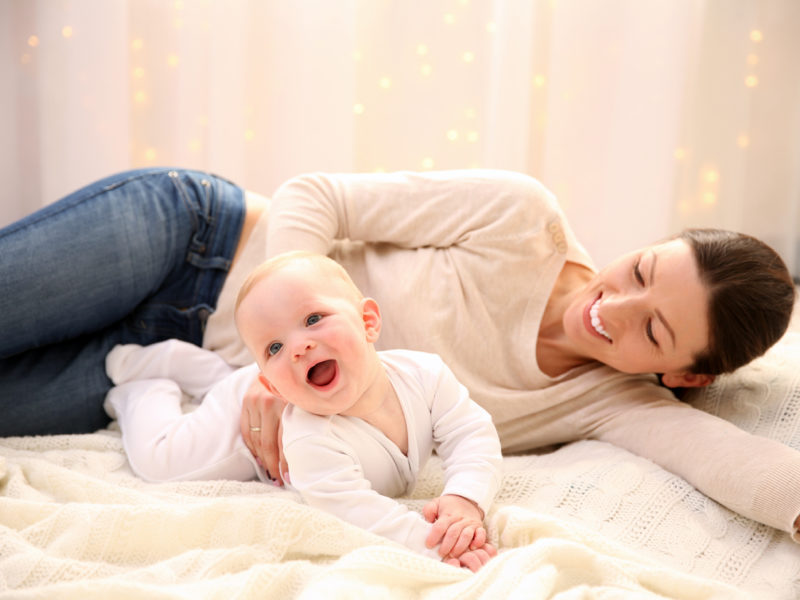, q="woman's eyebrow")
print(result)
[650,251,676,348]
